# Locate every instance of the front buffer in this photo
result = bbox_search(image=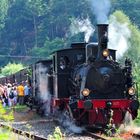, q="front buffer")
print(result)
[69,99,139,126]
